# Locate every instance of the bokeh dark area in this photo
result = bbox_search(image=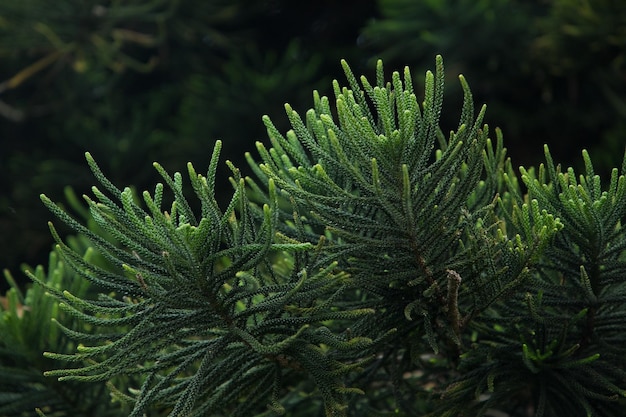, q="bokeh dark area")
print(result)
[1,0,625,291]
